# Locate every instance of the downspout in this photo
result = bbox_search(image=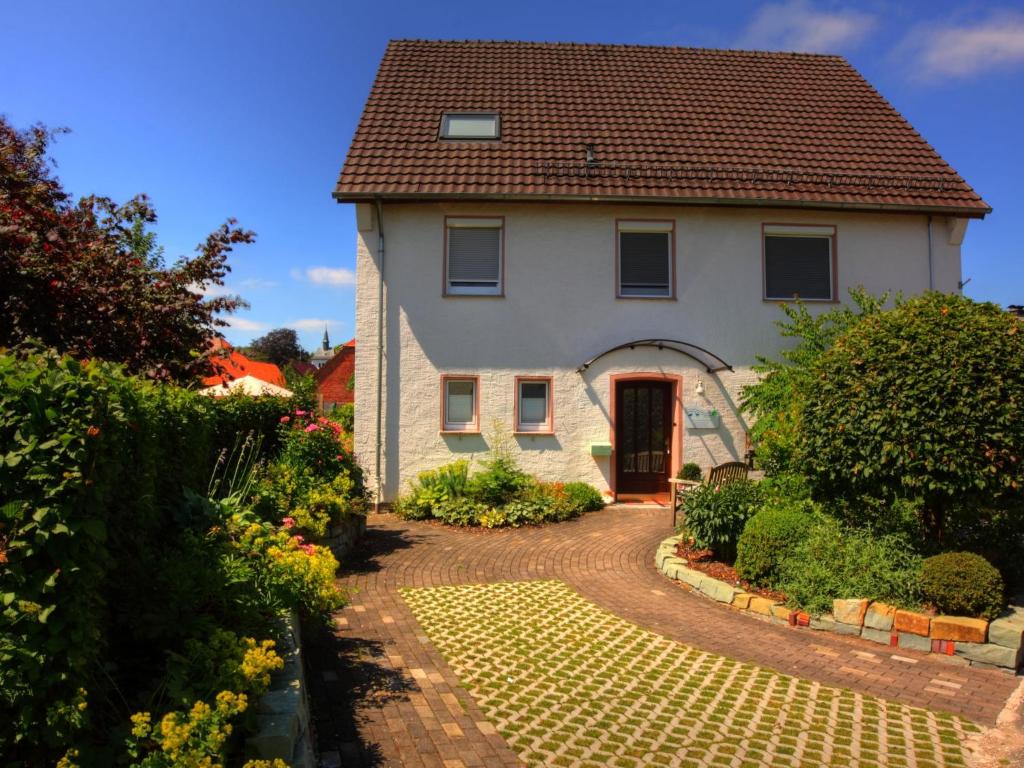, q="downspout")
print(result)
[926,215,934,291]
[373,198,385,512]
